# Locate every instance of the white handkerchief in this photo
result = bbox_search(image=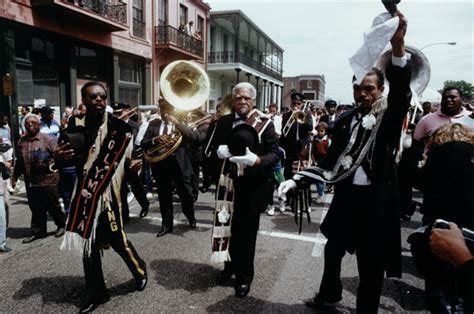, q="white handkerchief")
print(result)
[349,12,399,84]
